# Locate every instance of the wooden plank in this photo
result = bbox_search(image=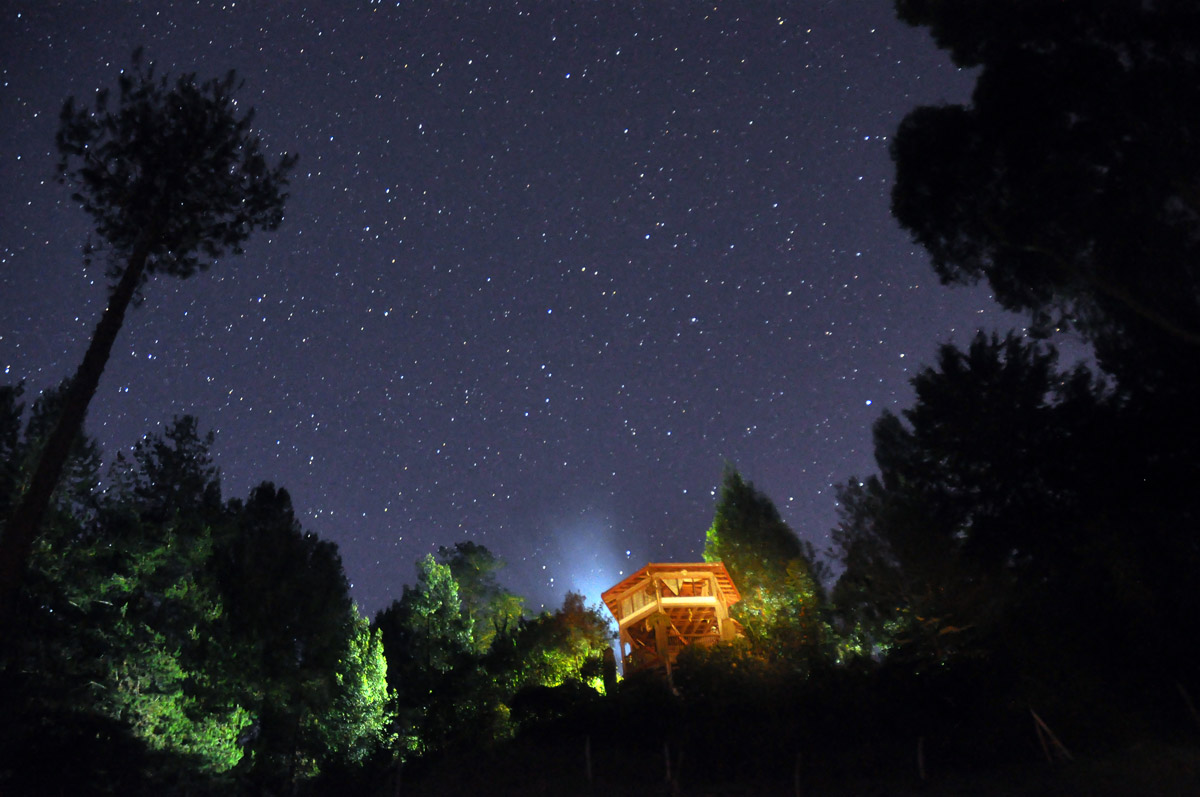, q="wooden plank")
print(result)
[616,595,720,629]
